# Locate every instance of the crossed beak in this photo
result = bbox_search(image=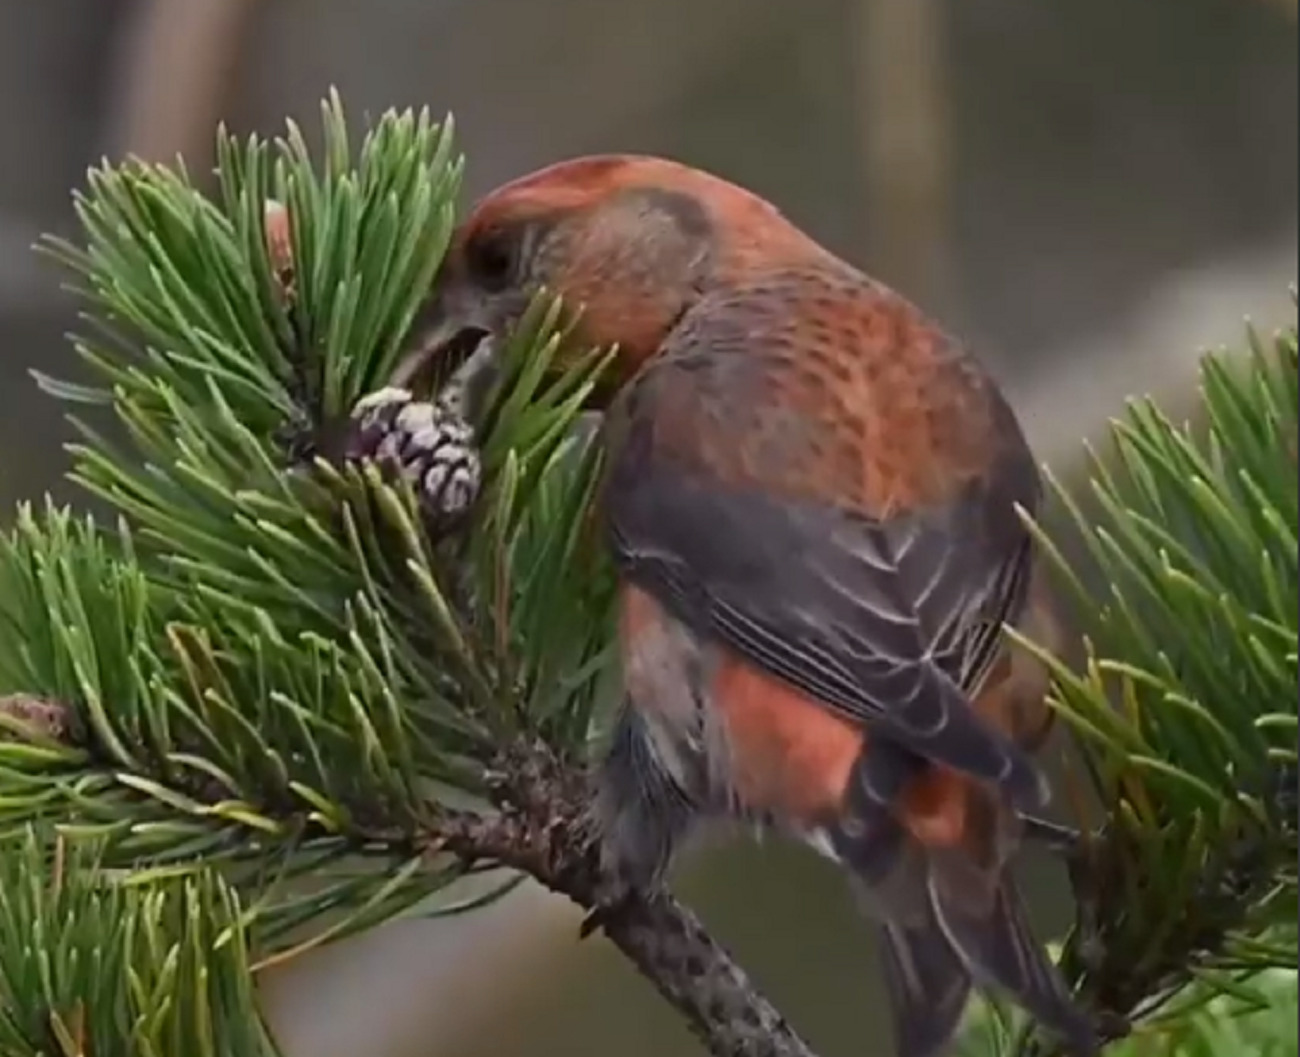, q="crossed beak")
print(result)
[389,285,501,421]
